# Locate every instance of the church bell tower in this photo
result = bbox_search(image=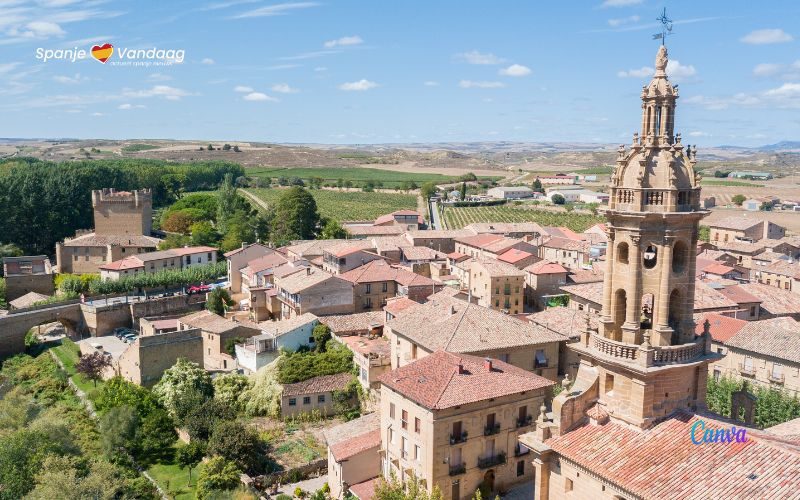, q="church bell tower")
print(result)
[554,45,717,431]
